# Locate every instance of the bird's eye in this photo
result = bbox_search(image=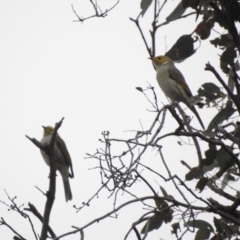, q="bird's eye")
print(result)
[158,57,161,60]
